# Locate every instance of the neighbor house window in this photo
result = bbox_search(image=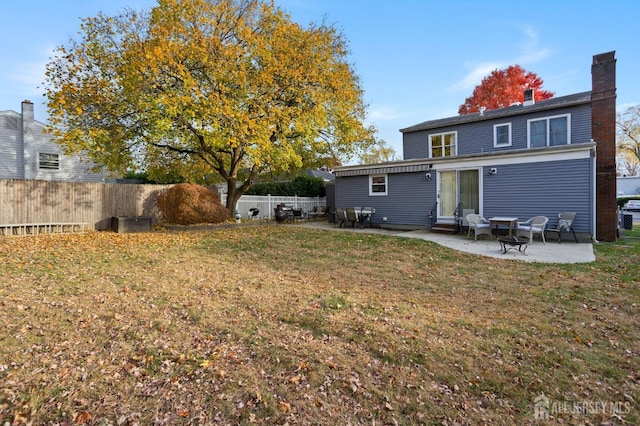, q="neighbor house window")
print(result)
[39,153,60,170]
[430,131,456,158]
[369,174,387,196]
[527,114,570,148]
[493,123,512,147]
